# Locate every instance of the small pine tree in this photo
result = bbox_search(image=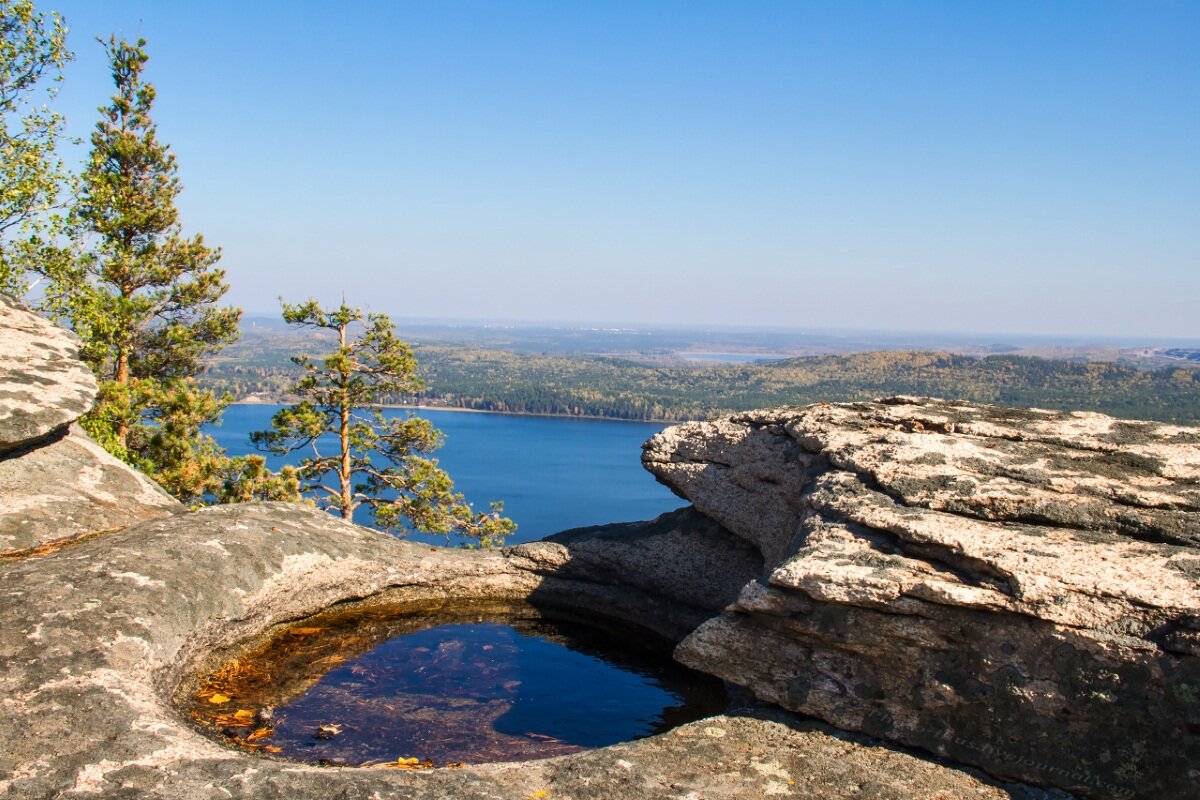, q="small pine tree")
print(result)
[218,455,302,504]
[45,37,240,503]
[252,299,516,545]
